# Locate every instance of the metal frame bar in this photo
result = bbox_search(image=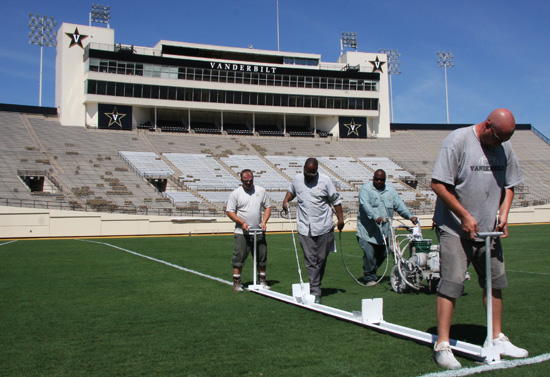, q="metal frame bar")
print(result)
[247,228,264,290]
[248,230,508,365]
